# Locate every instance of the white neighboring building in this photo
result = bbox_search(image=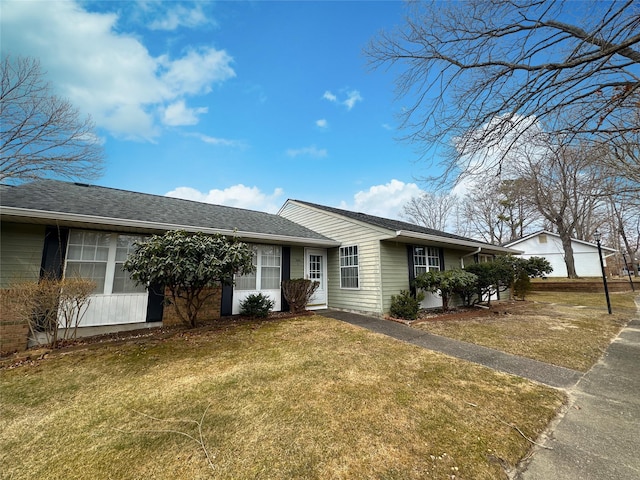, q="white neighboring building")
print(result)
[505,231,617,278]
